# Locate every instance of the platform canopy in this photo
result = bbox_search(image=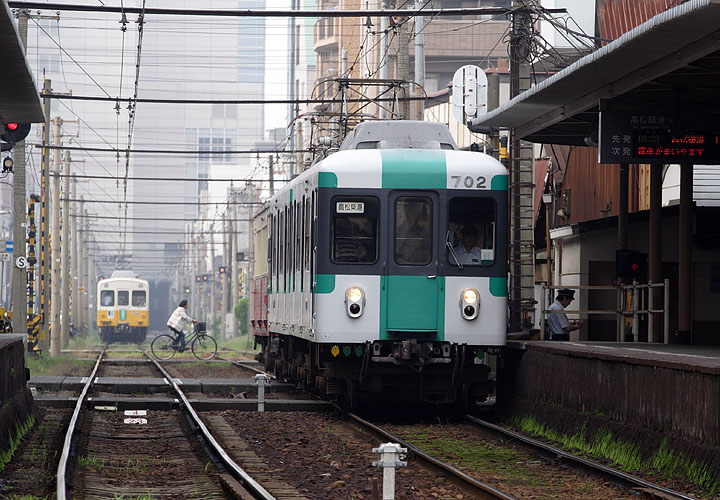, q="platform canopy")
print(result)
[0,0,44,125]
[469,0,720,146]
